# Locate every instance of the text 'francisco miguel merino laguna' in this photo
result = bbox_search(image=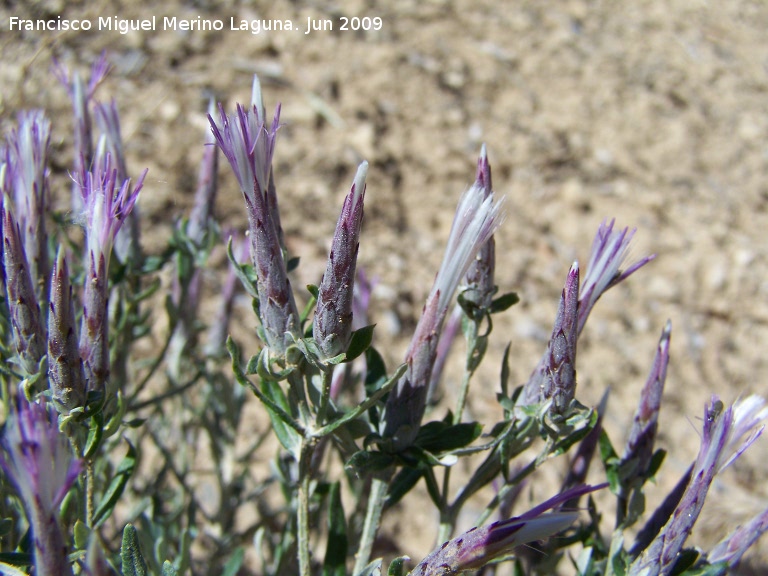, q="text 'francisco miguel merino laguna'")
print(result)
[8,15,383,35]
